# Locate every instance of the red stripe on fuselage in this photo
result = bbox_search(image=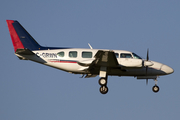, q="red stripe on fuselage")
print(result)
[6,20,24,52]
[49,60,77,63]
